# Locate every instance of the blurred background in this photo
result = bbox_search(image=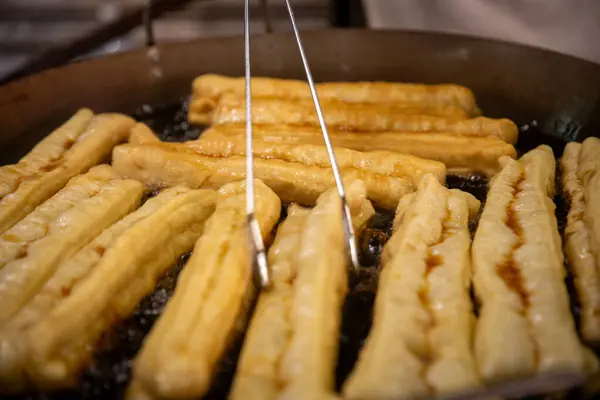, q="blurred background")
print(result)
[1,0,597,83]
[0,0,365,81]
